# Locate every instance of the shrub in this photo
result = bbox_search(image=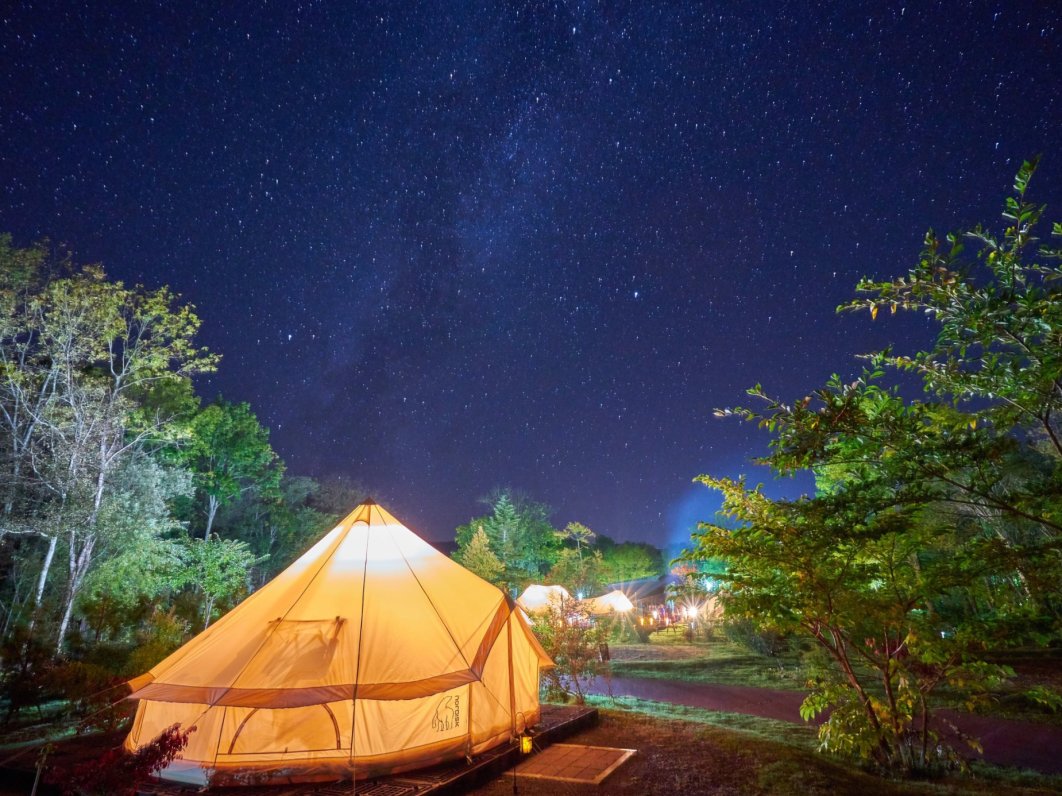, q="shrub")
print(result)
[48,722,195,796]
[723,618,790,657]
[531,598,613,703]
